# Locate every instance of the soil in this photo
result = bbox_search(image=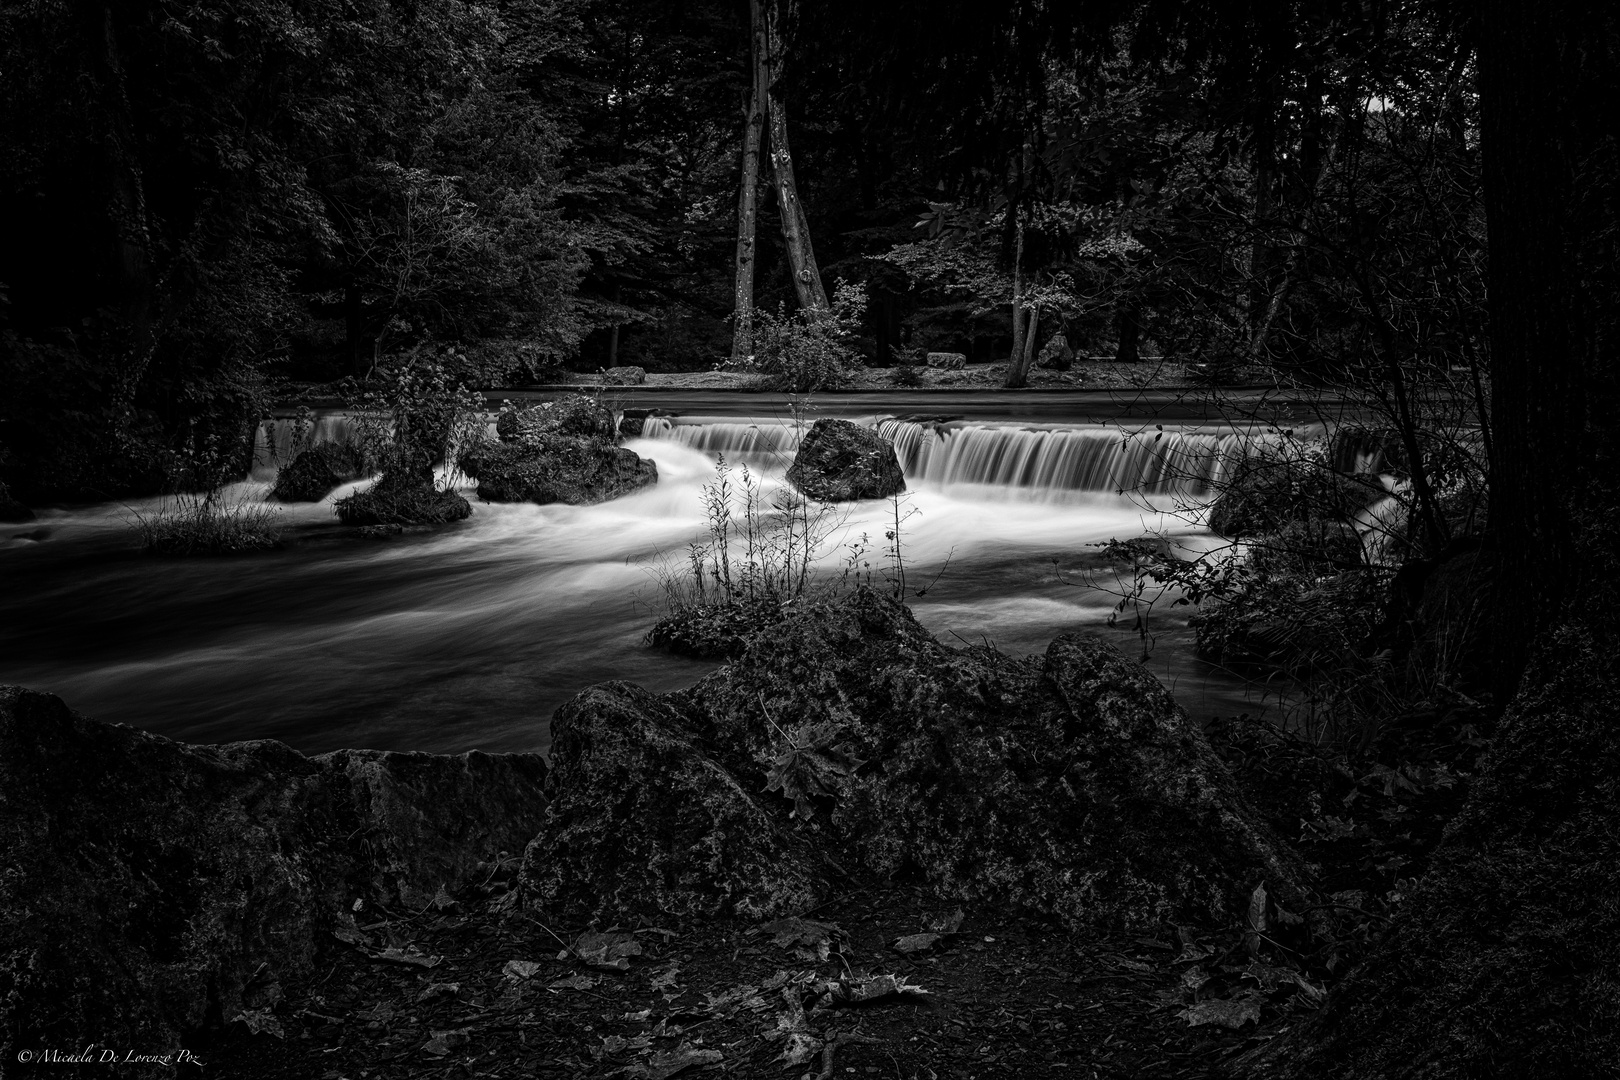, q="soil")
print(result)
[198,882,1314,1080]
